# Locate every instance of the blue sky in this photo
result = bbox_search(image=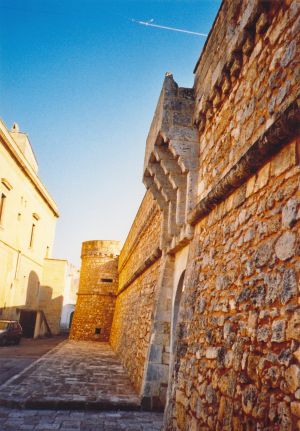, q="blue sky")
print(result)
[0,0,221,266]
